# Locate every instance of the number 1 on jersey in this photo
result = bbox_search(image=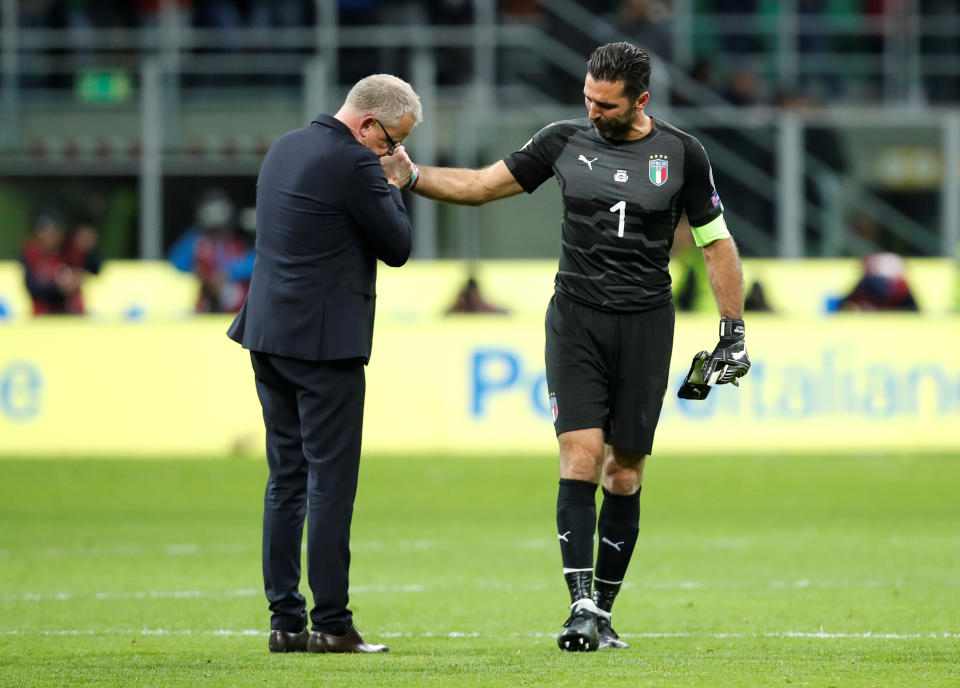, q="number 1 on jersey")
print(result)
[609,200,626,237]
